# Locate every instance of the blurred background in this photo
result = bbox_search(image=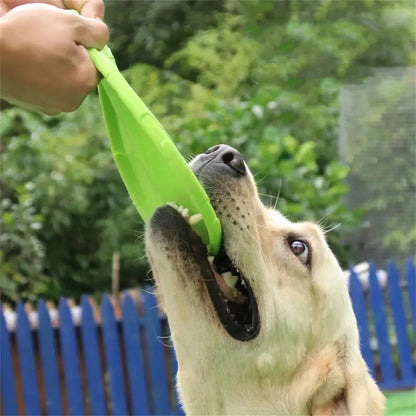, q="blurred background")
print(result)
[1,0,415,304]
